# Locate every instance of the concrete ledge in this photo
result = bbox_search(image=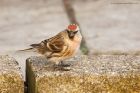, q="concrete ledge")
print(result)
[0,55,24,93]
[26,55,140,93]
